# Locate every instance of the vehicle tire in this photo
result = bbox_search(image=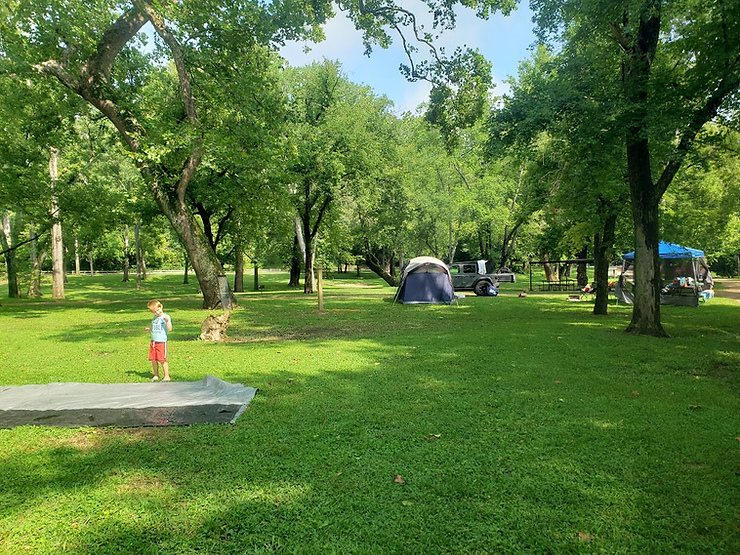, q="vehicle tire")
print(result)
[474,280,490,296]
